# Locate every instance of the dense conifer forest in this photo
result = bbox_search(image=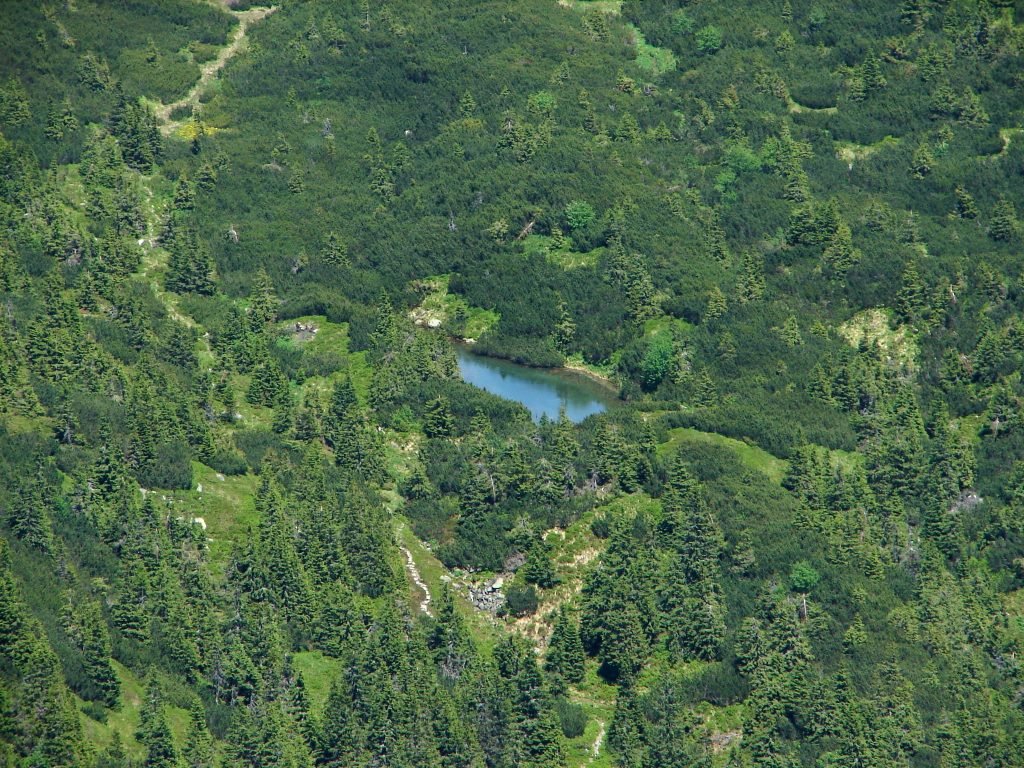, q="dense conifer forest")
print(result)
[1,0,1024,765]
